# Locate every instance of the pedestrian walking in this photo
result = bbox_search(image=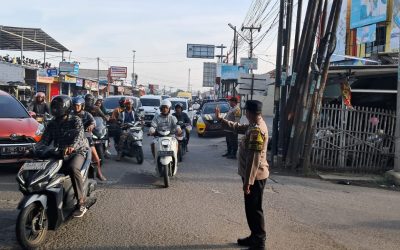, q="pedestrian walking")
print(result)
[222,97,241,159]
[216,100,269,250]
